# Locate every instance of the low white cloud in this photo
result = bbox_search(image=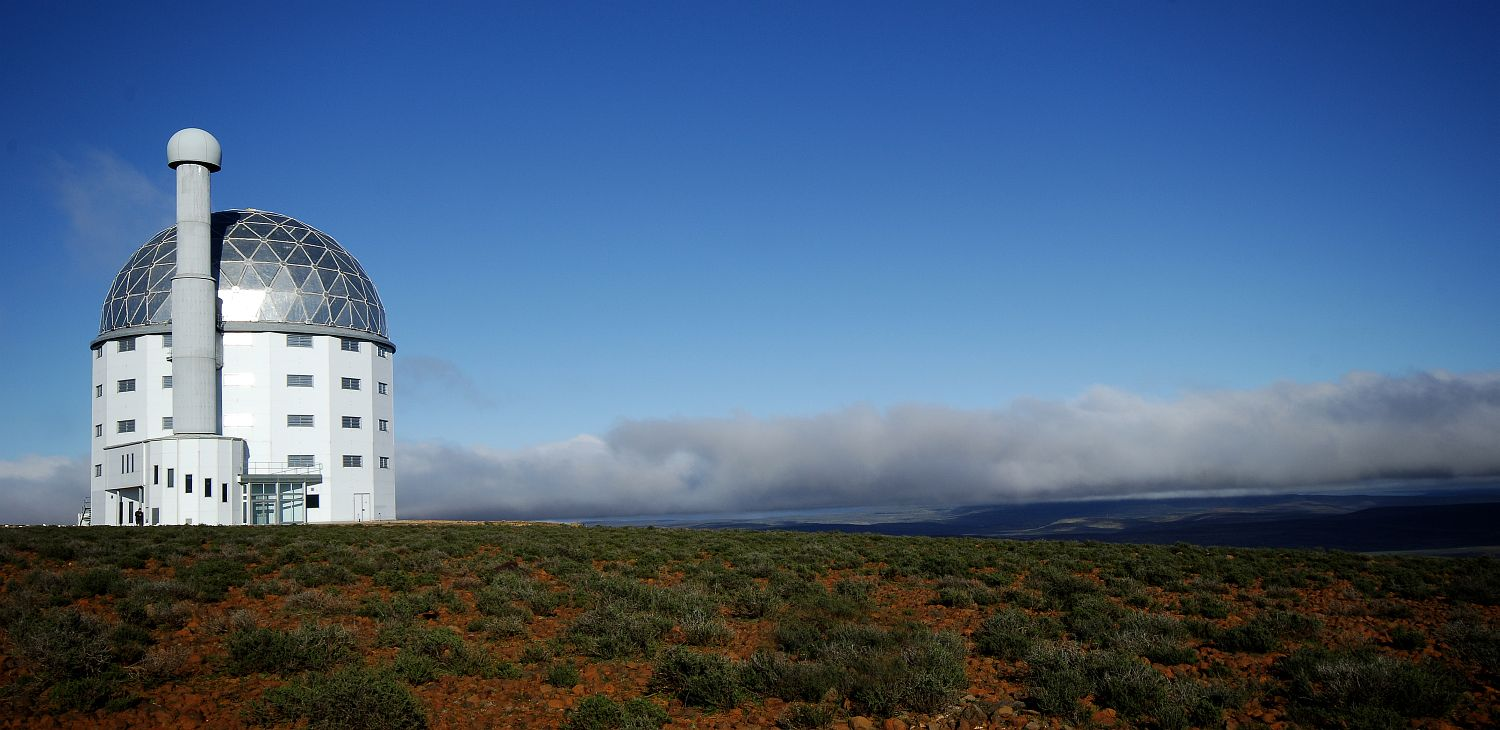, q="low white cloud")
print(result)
[0,455,88,525]
[49,148,172,269]
[398,370,1500,520]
